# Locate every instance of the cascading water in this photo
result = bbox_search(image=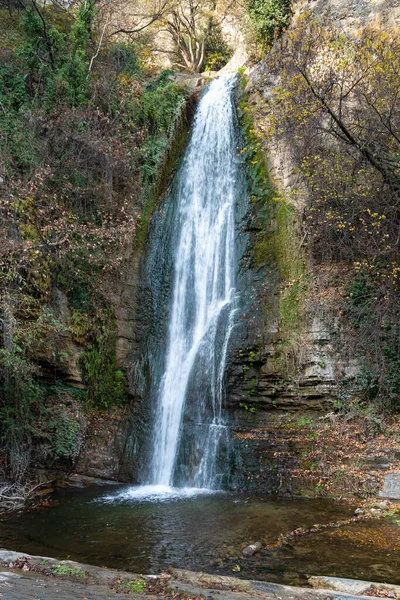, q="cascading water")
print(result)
[146,75,240,491]
[126,74,244,497]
